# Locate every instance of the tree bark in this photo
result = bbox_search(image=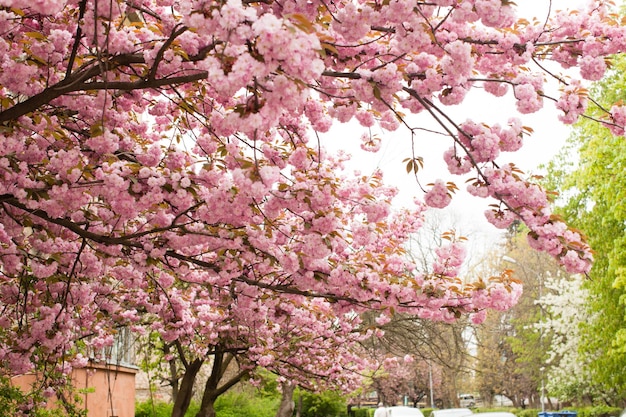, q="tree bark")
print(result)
[195,350,248,417]
[296,390,302,417]
[163,343,180,402]
[171,358,203,417]
[274,382,296,417]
